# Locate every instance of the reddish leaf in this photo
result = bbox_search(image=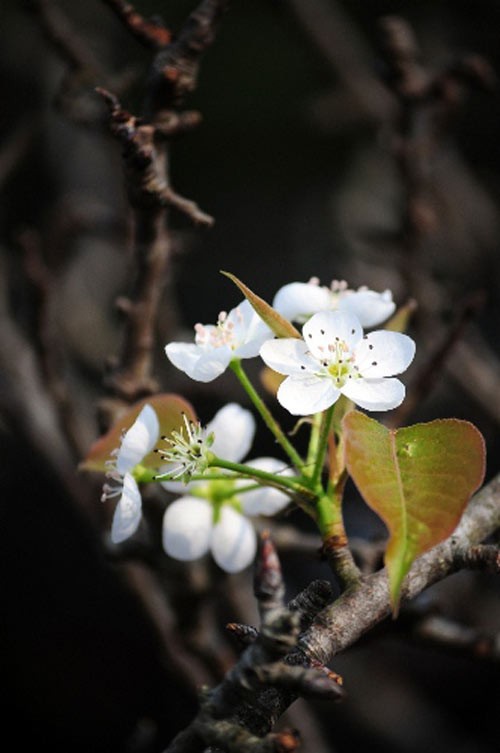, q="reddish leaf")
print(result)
[343,411,486,613]
[80,394,197,472]
[221,270,301,339]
